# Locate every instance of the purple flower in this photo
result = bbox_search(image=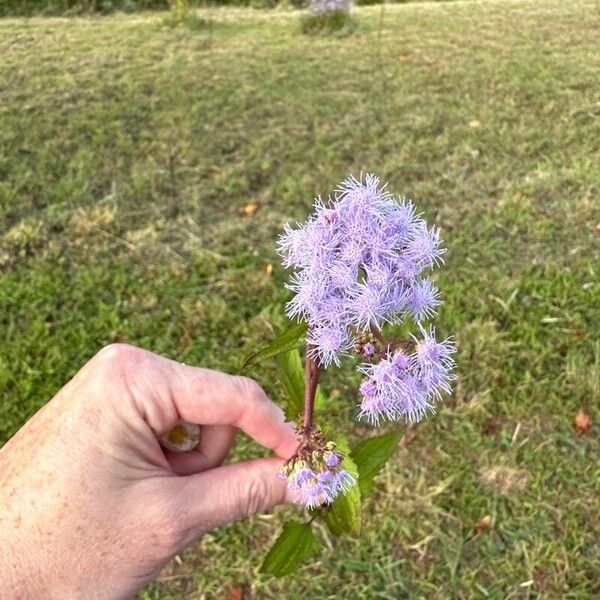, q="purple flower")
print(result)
[348,283,390,329]
[278,173,456,429]
[358,354,405,424]
[358,329,456,424]
[414,326,456,370]
[408,278,441,322]
[331,469,356,493]
[393,258,418,284]
[394,373,431,423]
[392,350,411,370]
[307,324,351,367]
[405,225,445,270]
[292,463,355,508]
[279,444,356,508]
[324,451,341,467]
[288,466,315,490]
[382,201,417,241]
[278,173,448,368]
[302,483,326,509]
[359,379,377,398]
[362,342,376,357]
